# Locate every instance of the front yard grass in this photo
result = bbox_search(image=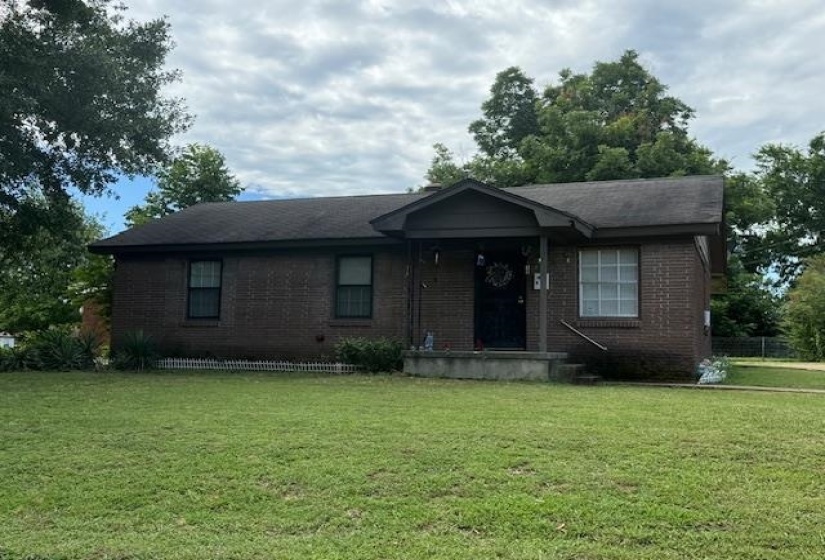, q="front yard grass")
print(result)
[1,371,823,559]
